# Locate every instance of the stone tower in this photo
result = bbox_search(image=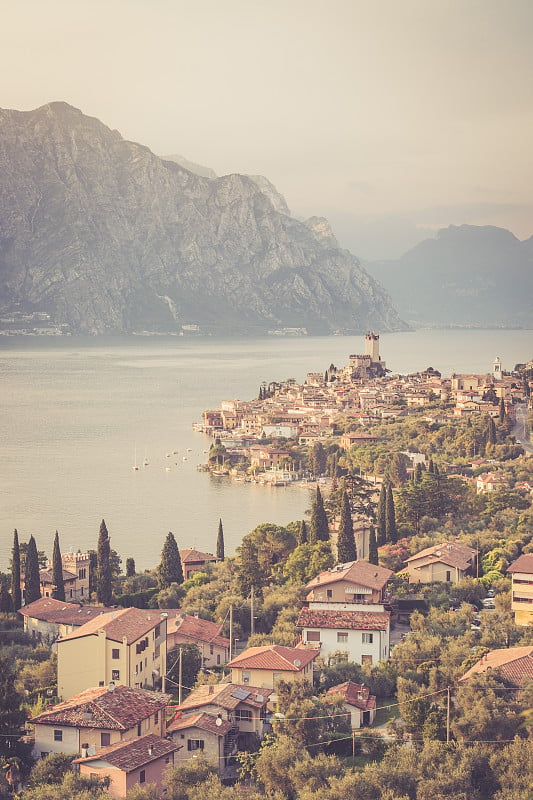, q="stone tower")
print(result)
[493,356,503,381]
[365,332,380,363]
